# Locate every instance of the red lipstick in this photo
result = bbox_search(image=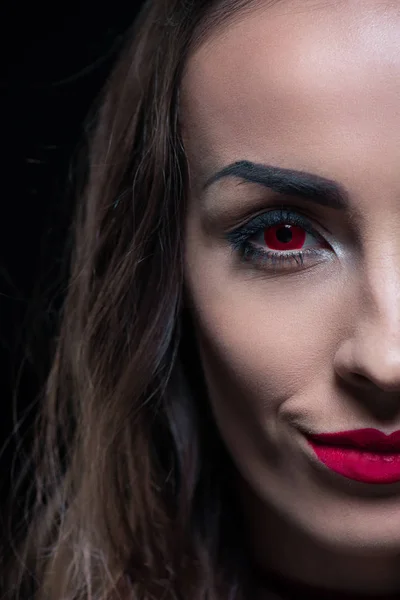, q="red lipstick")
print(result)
[307,429,400,484]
